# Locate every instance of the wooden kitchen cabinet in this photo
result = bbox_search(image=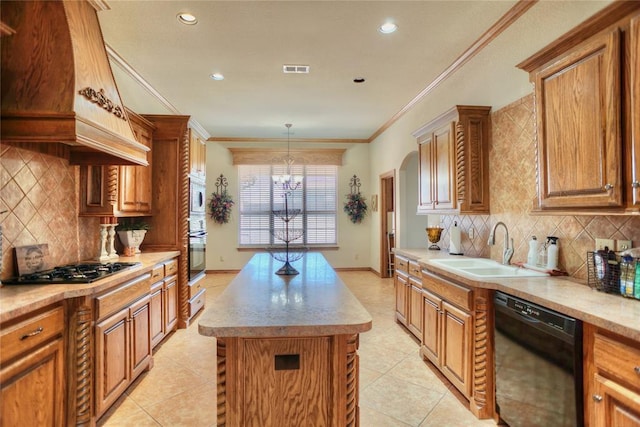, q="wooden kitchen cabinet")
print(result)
[419,268,494,419]
[149,259,179,348]
[413,105,491,214]
[94,274,152,417]
[518,3,640,213]
[408,276,423,338]
[420,285,472,397]
[584,323,640,427]
[189,127,207,179]
[79,109,155,217]
[0,304,65,427]
[394,255,424,340]
[394,269,409,326]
